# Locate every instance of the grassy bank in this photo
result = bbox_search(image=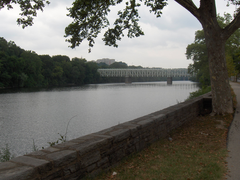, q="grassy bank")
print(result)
[85,114,232,180]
